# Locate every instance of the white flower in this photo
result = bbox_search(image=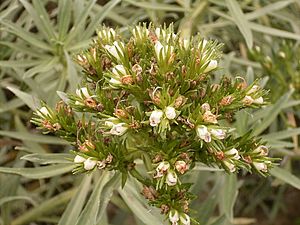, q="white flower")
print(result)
[155,161,170,178]
[247,85,259,95]
[37,106,50,117]
[104,117,118,128]
[83,158,97,170]
[166,171,178,186]
[133,26,149,40]
[183,39,189,50]
[226,148,240,160]
[175,161,188,174]
[110,123,128,136]
[165,106,176,120]
[253,162,268,172]
[76,87,90,99]
[196,125,211,142]
[112,65,127,77]
[169,210,179,224]
[203,60,218,73]
[224,160,236,172]
[74,155,86,163]
[104,41,124,60]
[203,111,218,124]
[149,110,163,127]
[253,145,269,156]
[210,128,226,139]
[179,213,191,225]
[201,102,210,112]
[242,96,254,105]
[109,78,122,85]
[199,39,208,50]
[155,28,176,42]
[253,96,264,104]
[154,41,174,61]
[98,28,115,40]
